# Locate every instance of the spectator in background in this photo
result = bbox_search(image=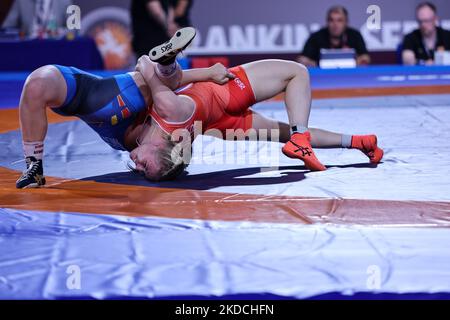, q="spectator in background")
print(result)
[171,0,193,29]
[297,6,370,67]
[131,0,177,59]
[2,0,72,38]
[402,2,450,65]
